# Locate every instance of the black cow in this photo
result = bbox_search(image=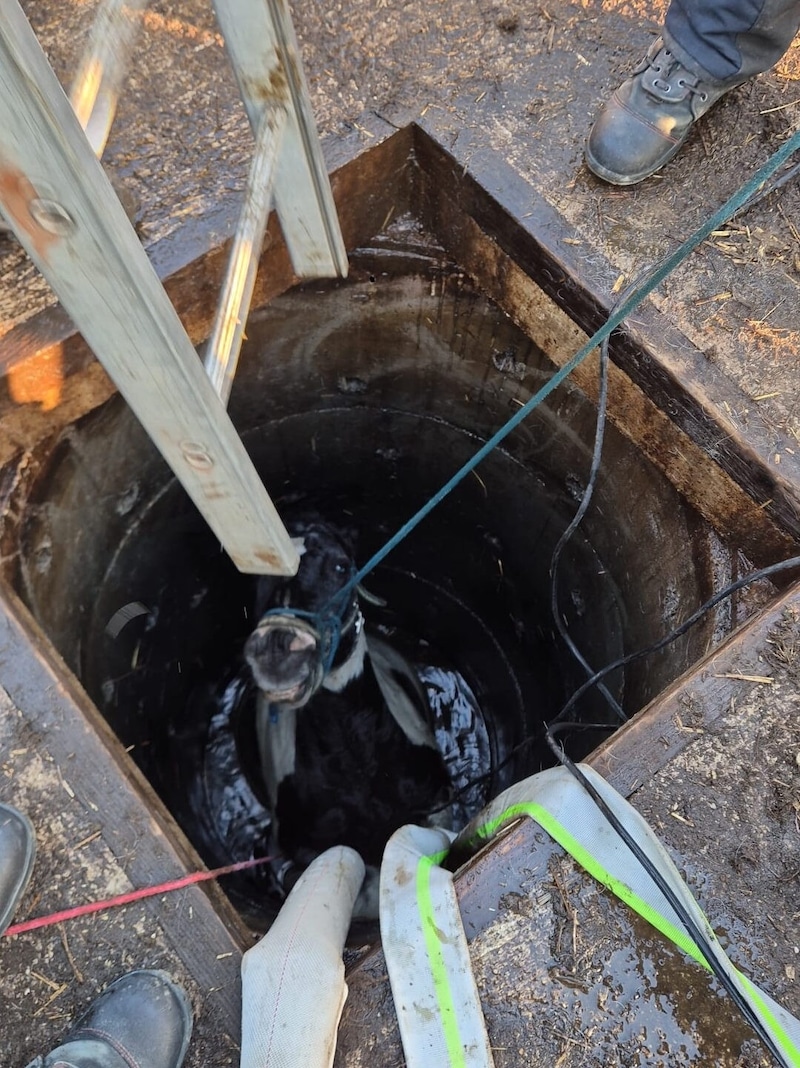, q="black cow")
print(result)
[243,514,453,915]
